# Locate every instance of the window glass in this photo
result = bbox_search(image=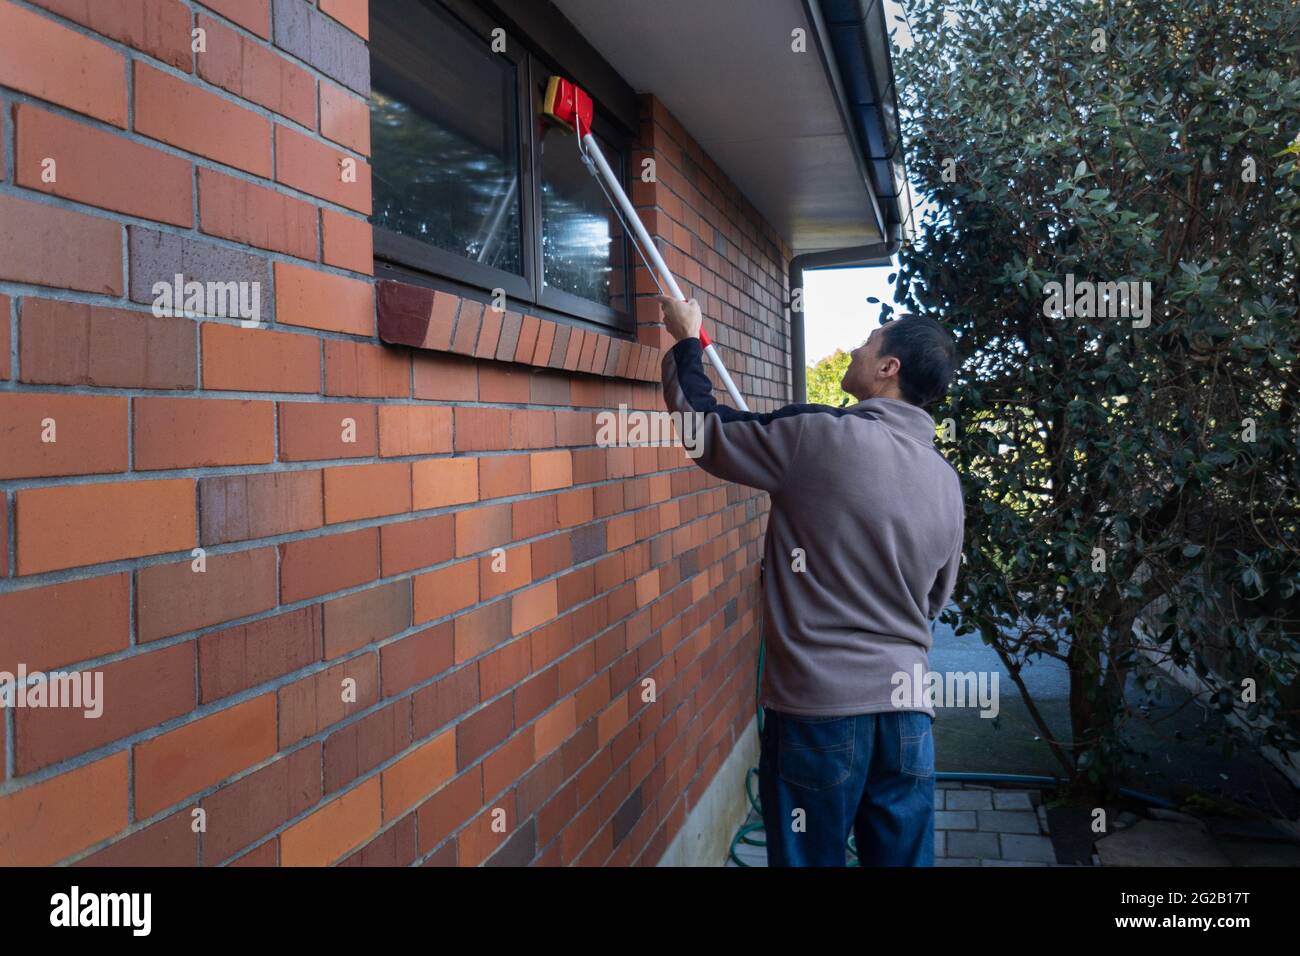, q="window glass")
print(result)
[370,0,523,274]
